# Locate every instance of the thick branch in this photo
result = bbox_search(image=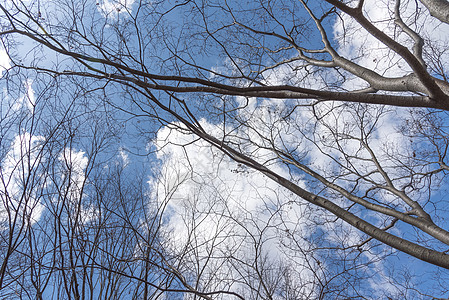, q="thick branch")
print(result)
[394,0,426,67]
[326,0,449,102]
[195,131,449,269]
[277,153,449,246]
[3,25,449,109]
[52,69,443,109]
[419,0,449,24]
